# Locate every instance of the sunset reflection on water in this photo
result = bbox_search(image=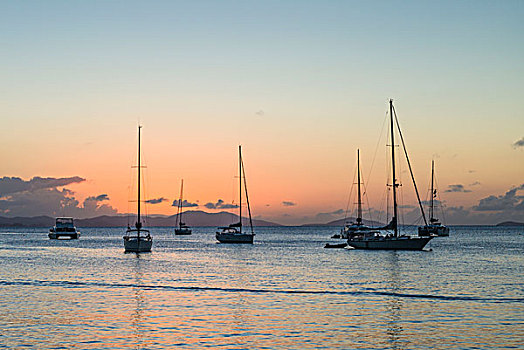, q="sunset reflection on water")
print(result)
[0,226,523,349]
